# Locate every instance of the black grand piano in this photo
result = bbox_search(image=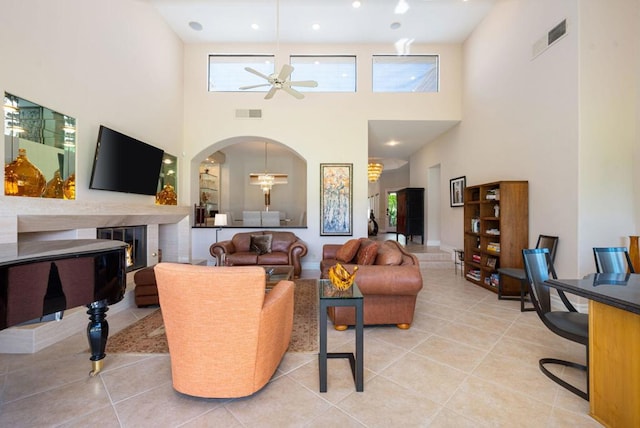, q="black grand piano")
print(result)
[0,239,127,375]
